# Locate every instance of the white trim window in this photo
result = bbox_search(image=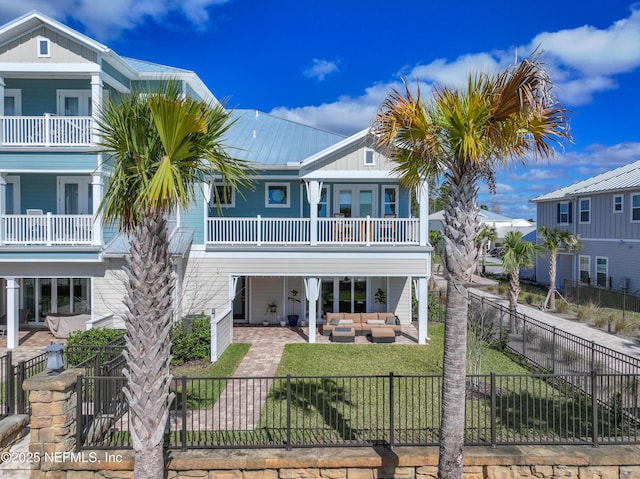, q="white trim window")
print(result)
[265,183,290,208]
[557,201,571,224]
[57,90,92,116]
[317,186,329,217]
[382,185,398,216]
[4,89,22,116]
[364,150,375,166]
[579,255,590,284]
[632,194,640,222]
[4,176,20,214]
[212,184,235,208]
[595,257,608,288]
[57,176,93,214]
[579,198,590,224]
[613,194,623,213]
[37,37,51,58]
